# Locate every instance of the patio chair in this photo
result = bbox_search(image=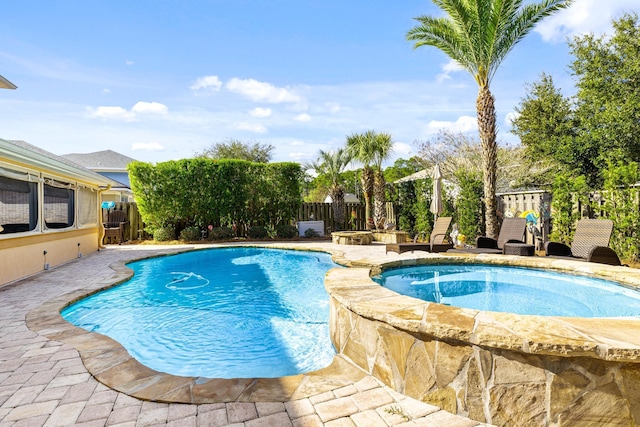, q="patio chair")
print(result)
[545,218,621,265]
[103,210,127,245]
[448,217,527,254]
[386,216,453,254]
